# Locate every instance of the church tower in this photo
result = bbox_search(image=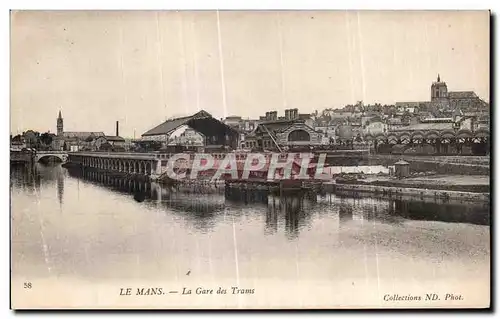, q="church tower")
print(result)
[431,74,448,102]
[57,110,64,136]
